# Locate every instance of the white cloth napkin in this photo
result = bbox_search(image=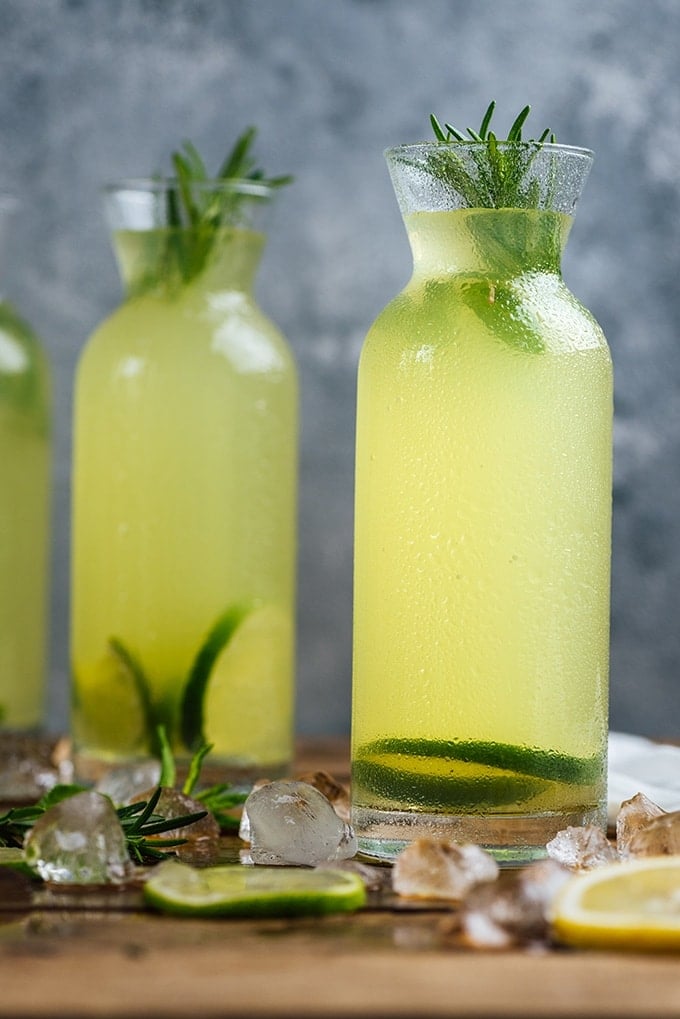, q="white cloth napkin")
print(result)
[607,731,680,826]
